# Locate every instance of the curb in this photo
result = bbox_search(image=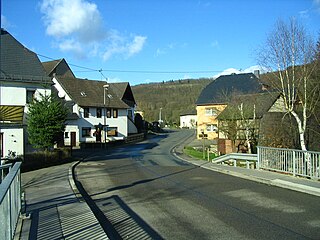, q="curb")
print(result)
[68,161,84,201]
